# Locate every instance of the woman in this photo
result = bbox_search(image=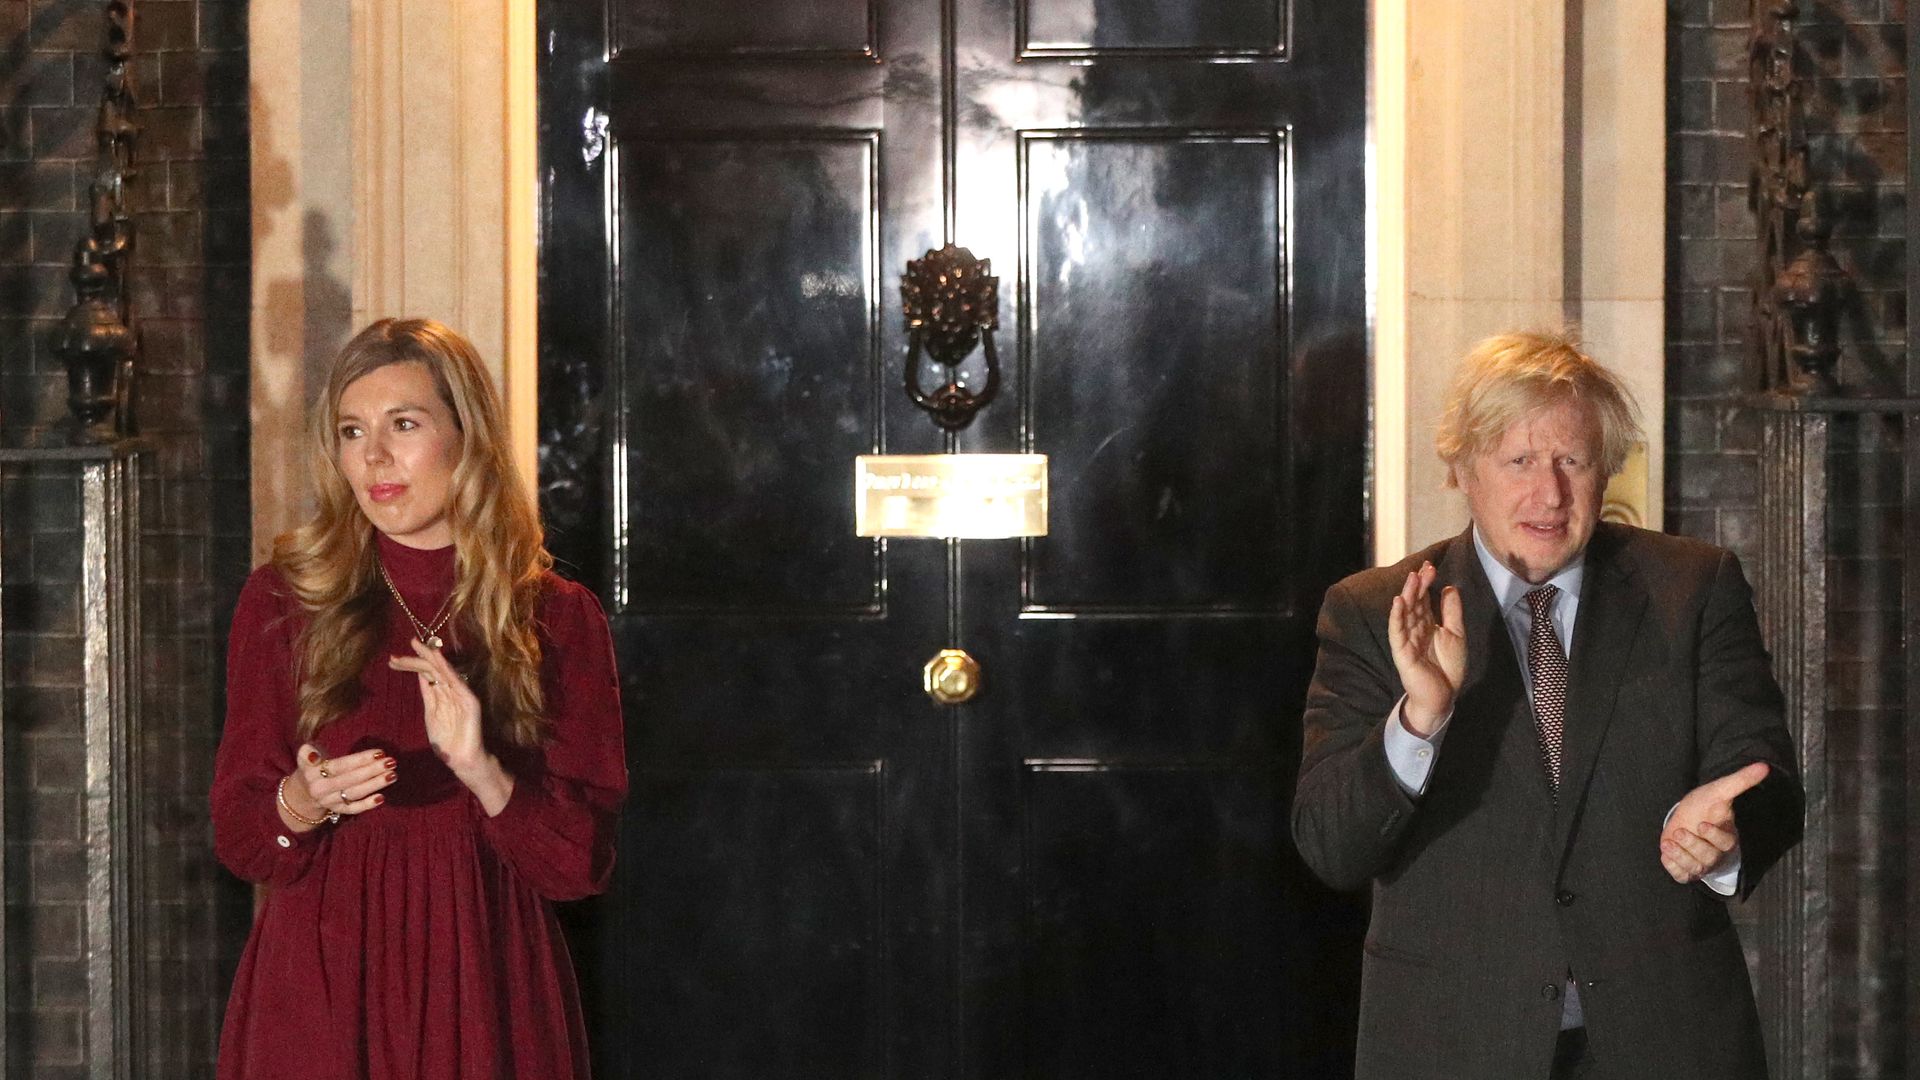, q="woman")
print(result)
[212,318,627,1079]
